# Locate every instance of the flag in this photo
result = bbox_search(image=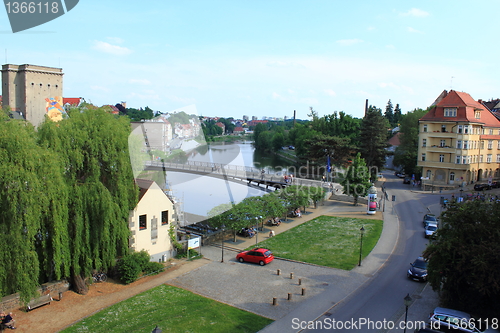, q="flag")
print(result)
[327,155,331,173]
